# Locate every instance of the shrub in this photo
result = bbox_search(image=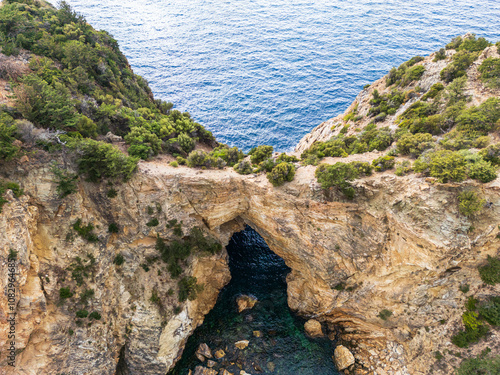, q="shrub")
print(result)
[267,162,295,187]
[350,161,372,176]
[433,48,446,61]
[71,139,138,182]
[107,188,118,198]
[396,133,434,157]
[378,309,393,320]
[59,287,73,299]
[457,98,500,136]
[315,162,359,198]
[479,297,500,326]
[210,145,244,166]
[89,311,101,320]
[176,156,187,165]
[170,161,178,167]
[372,155,395,172]
[414,150,466,182]
[480,144,500,165]
[186,150,210,168]
[234,160,253,175]
[177,133,195,154]
[73,219,99,242]
[258,158,277,172]
[79,289,94,305]
[467,159,497,183]
[422,83,444,101]
[478,57,500,89]
[76,309,89,318]
[146,218,159,227]
[0,180,24,213]
[395,161,413,176]
[479,256,500,285]
[458,191,485,217]
[456,352,500,375]
[440,50,479,83]
[15,74,79,130]
[451,325,489,348]
[124,127,162,160]
[0,113,19,161]
[369,89,405,116]
[113,253,125,266]
[276,153,299,163]
[249,145,273,164]
[401,65,425,85]
[51,165,78,198]
[108,223,119,233]
[178,276,203,302]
